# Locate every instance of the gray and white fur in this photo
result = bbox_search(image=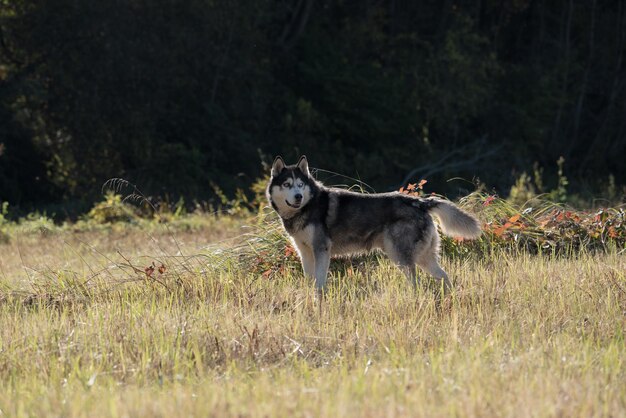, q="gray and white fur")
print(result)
[266,155,481,293]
